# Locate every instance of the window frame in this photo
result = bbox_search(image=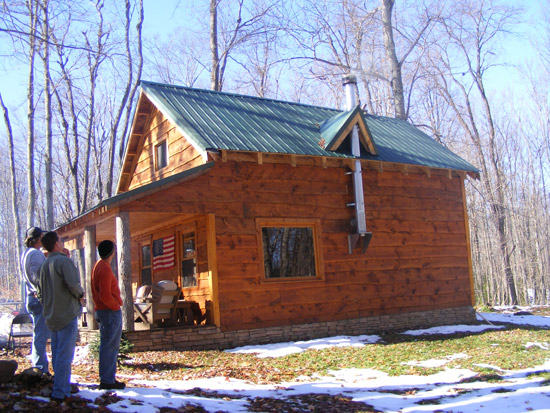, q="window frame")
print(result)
[154,140,168,170]
[180,230,197,288]
[139,241,152,286]
[256,218,324,283]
